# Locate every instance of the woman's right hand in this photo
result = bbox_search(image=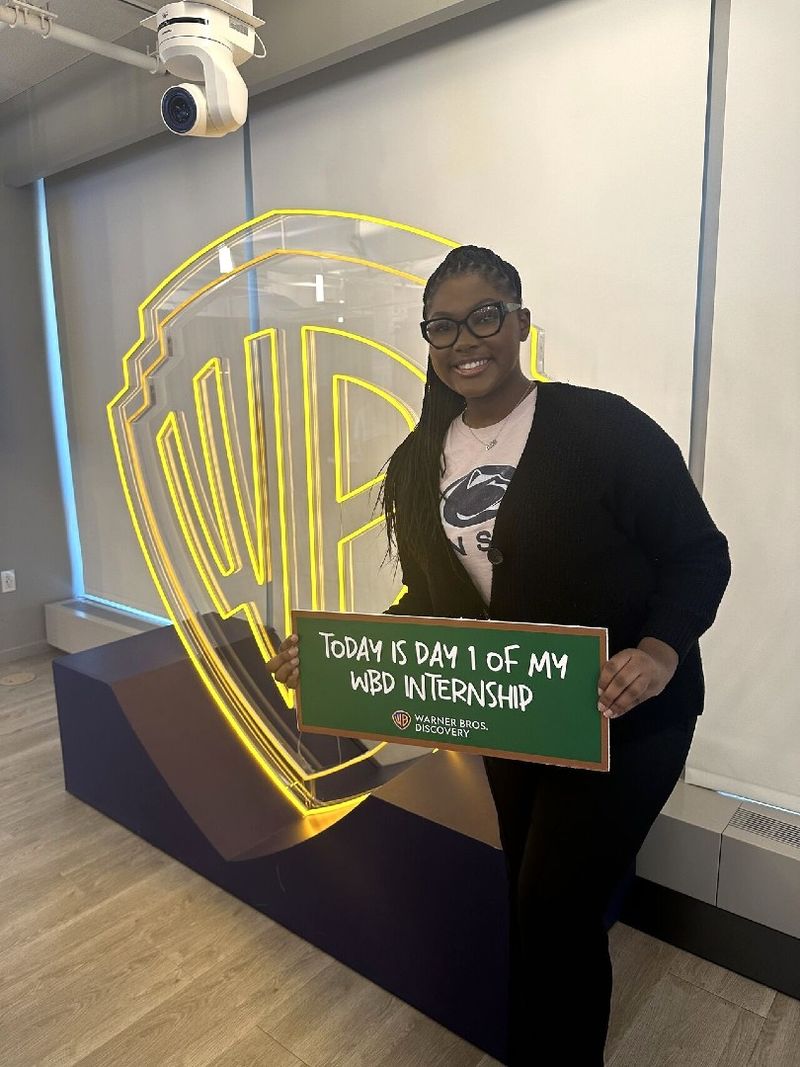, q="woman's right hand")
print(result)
[266,633,300,689]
